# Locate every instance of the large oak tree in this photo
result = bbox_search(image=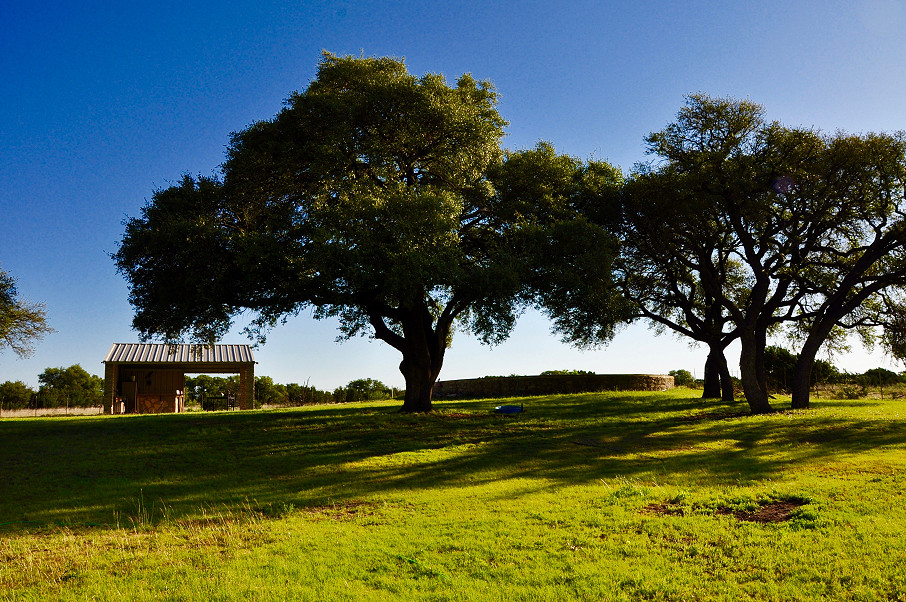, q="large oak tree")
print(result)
[114,54,624,412]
